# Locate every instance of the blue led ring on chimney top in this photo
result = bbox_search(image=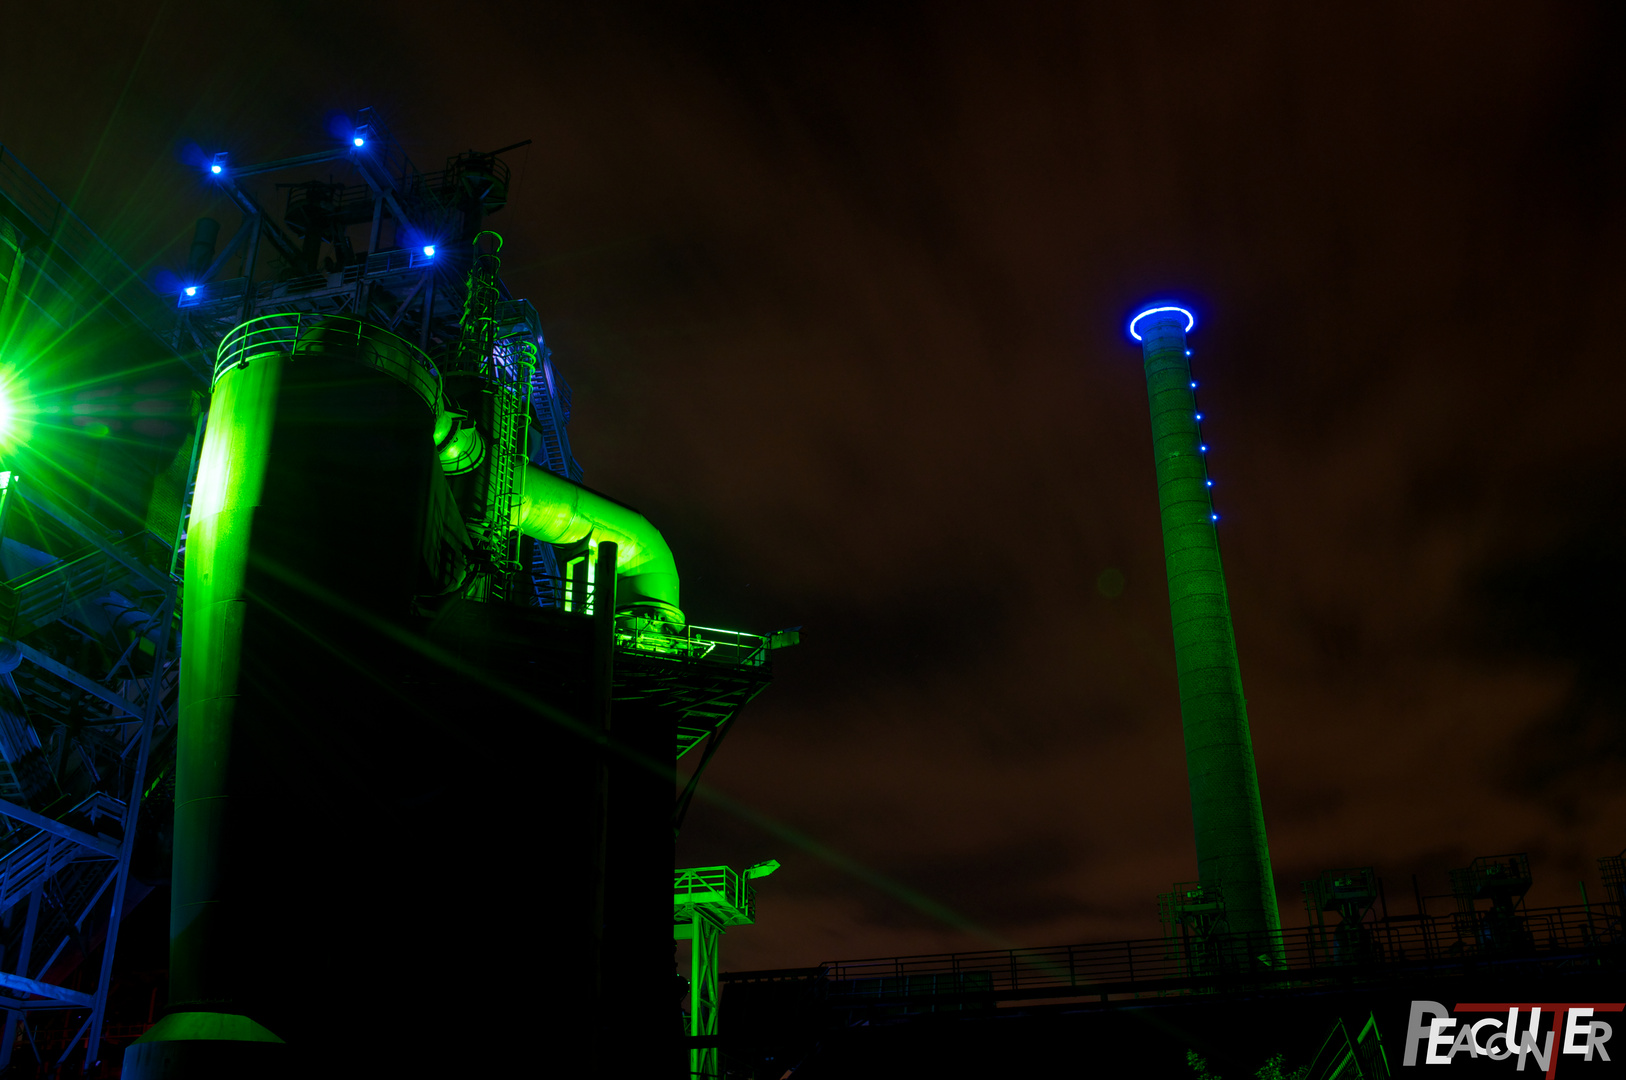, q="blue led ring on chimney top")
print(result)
[1128,304,1195,341]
